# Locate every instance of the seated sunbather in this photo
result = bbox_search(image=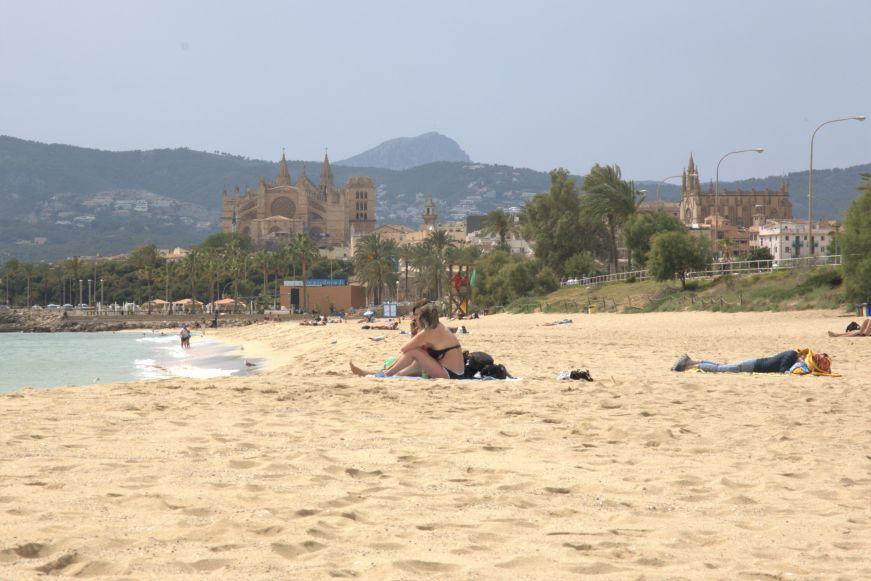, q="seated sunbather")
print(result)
[828,319,871,337]
[350,303,465,379]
